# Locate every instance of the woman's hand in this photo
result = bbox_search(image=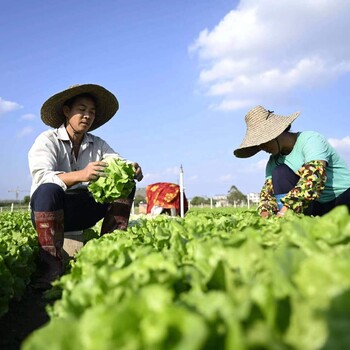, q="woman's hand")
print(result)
[277,205,288,217]
[81,161,108,182]
[133,162,143,182]
[260,211,270,218]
